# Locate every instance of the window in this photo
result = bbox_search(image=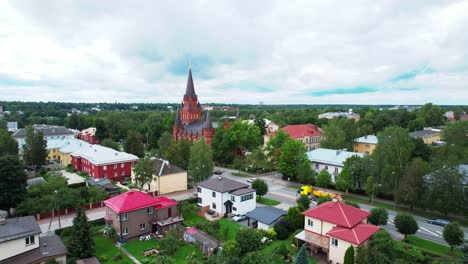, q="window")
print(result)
[147,207,154,214]
[122,213,128,221]
[121,171,125,176]
[241,193,254,202]
[315,164,319,169]
[197,187,201,193]
[121,163,124,168]
[231,195,235,202]
[308,219,314,227]
[365,144,370,148]
[197,197,202,204]
[233,207,237,211]
[212,192,216,198]
[123,227,128,235]
[103,165,107,170]
[25,235,35,246]
[365,151,369,154]
[325,165,328,170]
[212,203,216,209]
[114,172,117,177]
[140,223,146,230]
[331,237,338,247]
[104,173,107,178]
[354,143,358,147]
[334,167,339,174]
[114,164,117,169]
